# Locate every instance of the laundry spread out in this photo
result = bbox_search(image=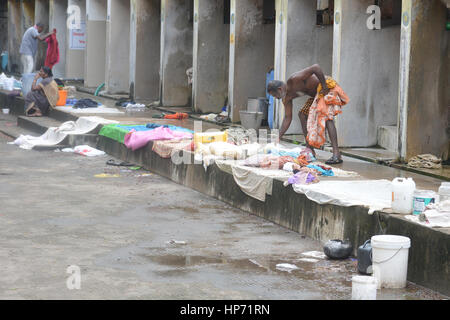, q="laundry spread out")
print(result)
[73,98,99,109]
[124,126,193,151]
[152,139,193,158]
[99,123,194,145]
[8,116,118,150]
[405,200,450,228]
[63,145,106,157]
